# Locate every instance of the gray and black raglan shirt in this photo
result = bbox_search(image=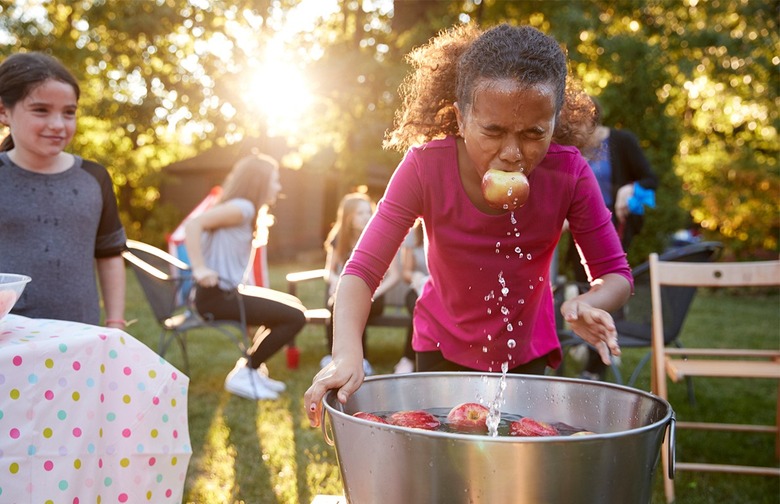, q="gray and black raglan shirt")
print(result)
[0,152,126,324]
